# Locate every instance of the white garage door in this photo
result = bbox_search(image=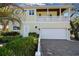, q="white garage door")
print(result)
[40,29,67,39]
